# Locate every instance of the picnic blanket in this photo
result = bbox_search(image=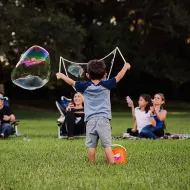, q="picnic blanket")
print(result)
[113,133,190,140]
